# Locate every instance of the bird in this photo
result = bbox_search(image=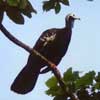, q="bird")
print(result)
[11,13,80,94]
